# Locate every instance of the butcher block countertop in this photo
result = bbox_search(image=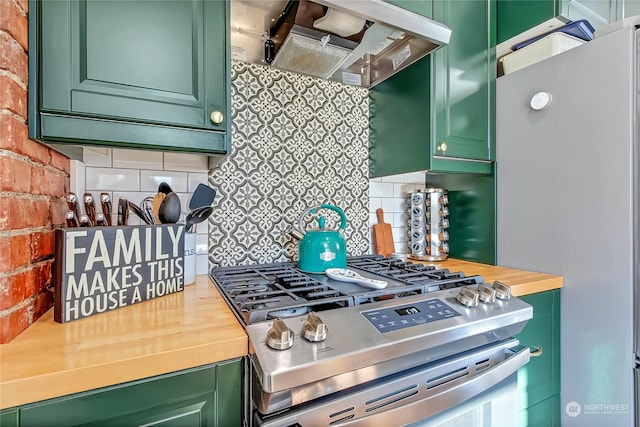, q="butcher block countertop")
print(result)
[0,260,562,409]
[0,275,247,410]
[425,258,563,296]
